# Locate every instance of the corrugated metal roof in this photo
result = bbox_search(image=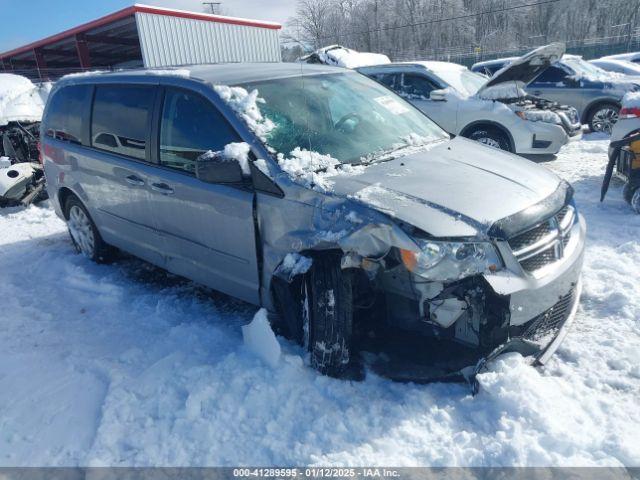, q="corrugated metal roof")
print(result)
[136,12,281,67]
